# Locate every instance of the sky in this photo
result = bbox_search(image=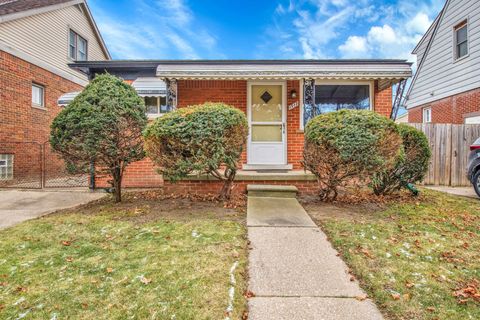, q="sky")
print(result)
[88,0,445,63]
